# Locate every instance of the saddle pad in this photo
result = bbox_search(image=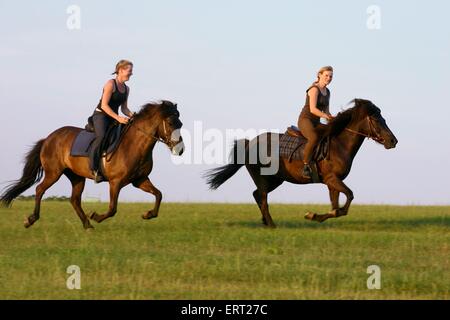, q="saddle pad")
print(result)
[279,134,307,161]
[70,126,123,157]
